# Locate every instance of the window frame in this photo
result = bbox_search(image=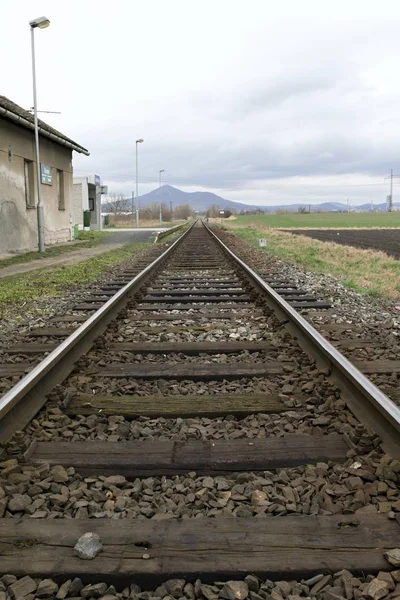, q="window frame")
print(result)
[24,159,35,209]
[57,169,65,211]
